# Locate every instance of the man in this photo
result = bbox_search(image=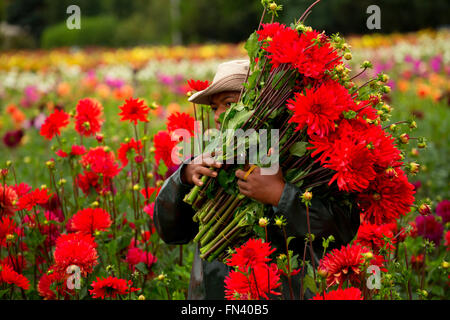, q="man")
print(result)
[154,60,360,299]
